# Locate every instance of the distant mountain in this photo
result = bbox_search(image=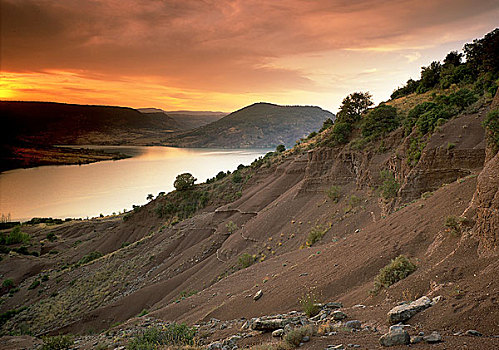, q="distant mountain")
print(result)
[162,102,335,148]
[0,101,182,147]
[138,108,226,131]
